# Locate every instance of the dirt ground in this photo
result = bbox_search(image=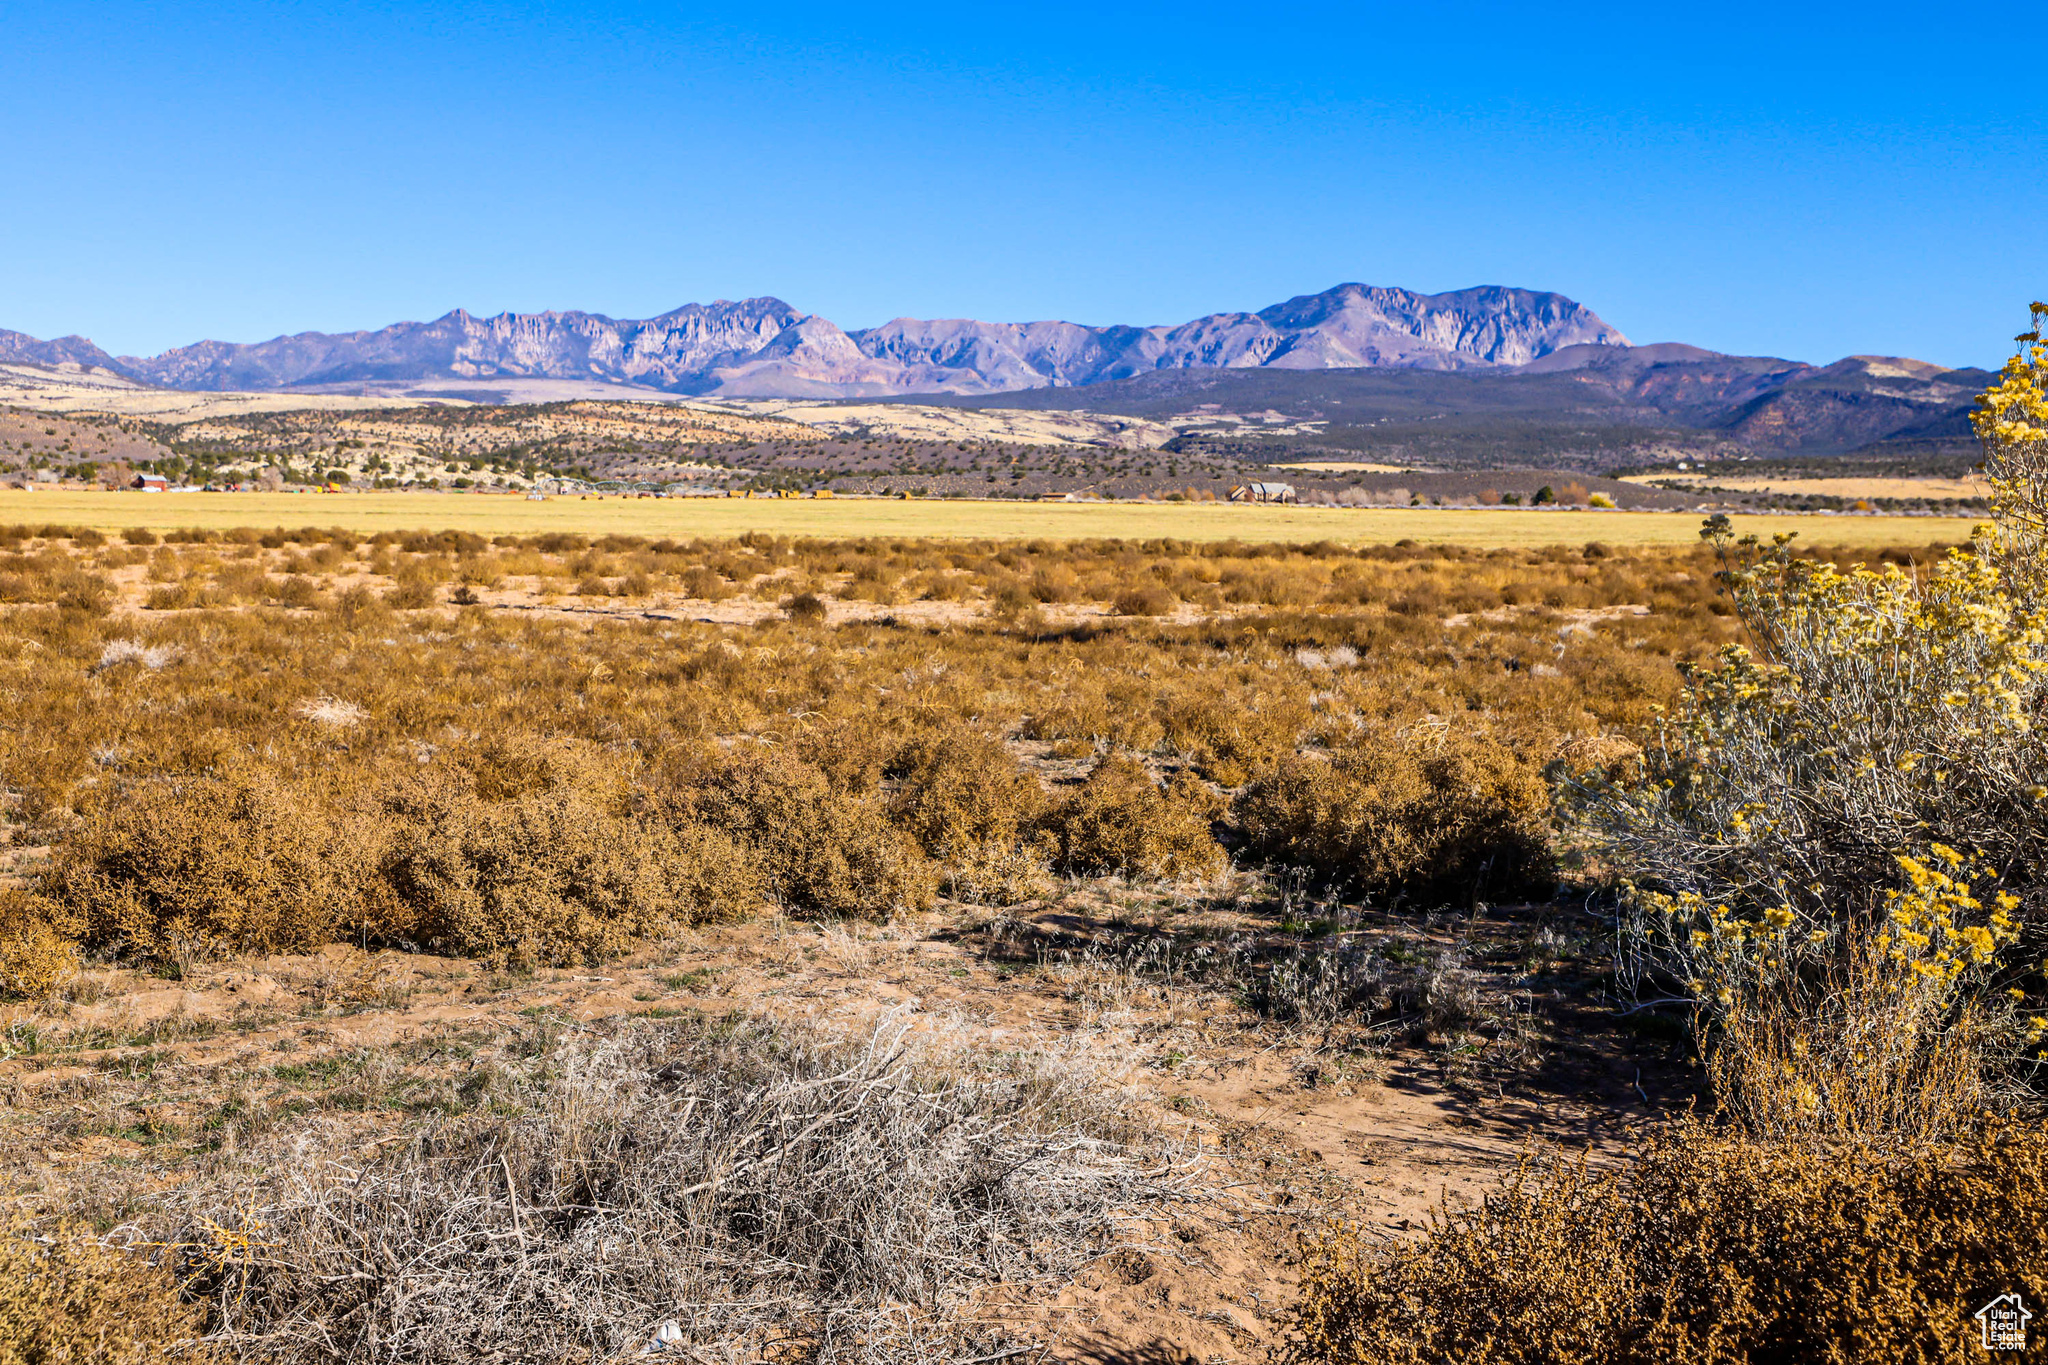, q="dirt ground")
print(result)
[0,881,1692,1360]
